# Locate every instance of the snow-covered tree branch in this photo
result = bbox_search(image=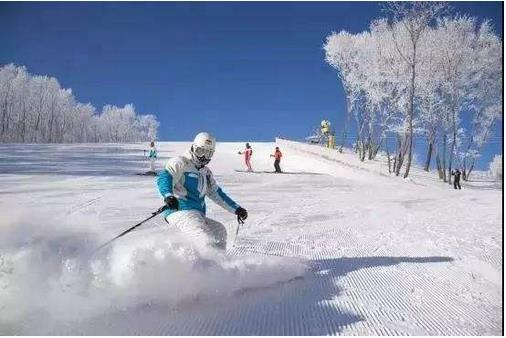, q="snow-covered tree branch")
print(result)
[324,5,502,181]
